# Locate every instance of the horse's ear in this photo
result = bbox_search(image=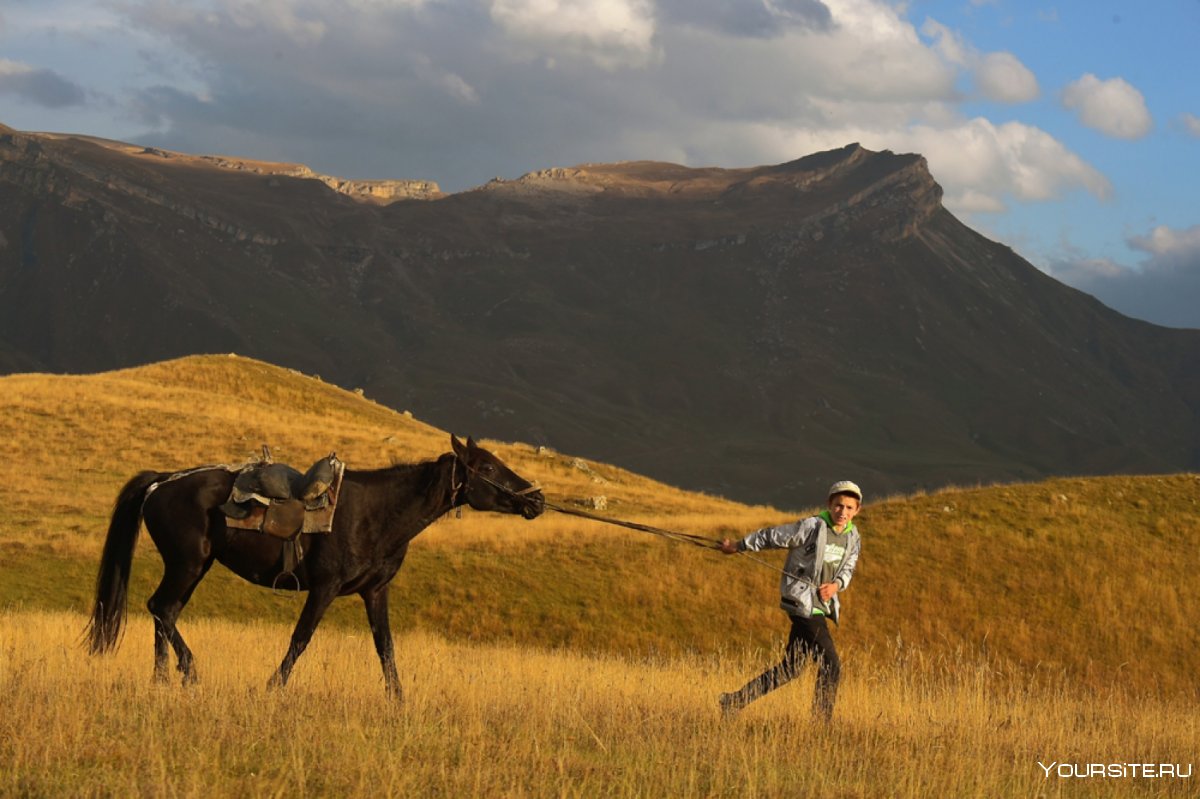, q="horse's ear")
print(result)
[466,436,478,451]
[451,434,467,459]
